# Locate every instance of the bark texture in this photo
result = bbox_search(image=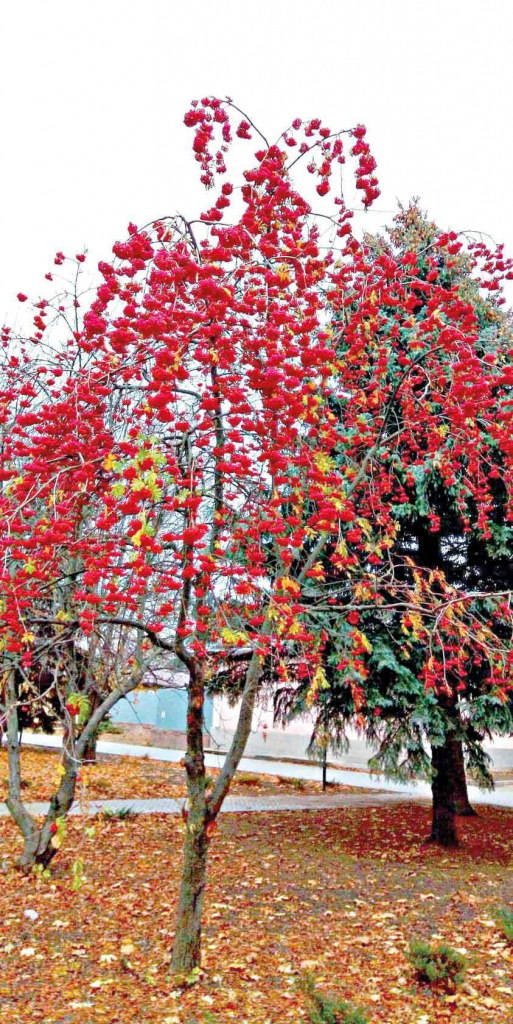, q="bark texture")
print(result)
[5,672,141,870]
[171,660,209,975]
[171,644,265,974]
[430,735,459,847]
[16,749,79,870]
[452,738,477,816]
[171,811,209,975]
